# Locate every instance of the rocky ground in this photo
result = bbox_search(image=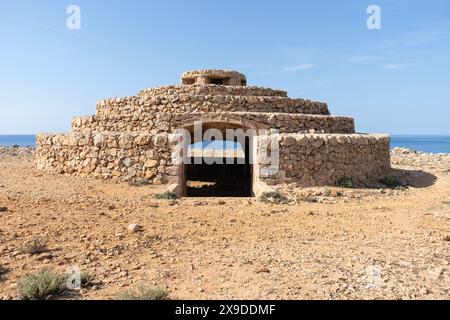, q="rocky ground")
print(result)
[391,147,450,172]
[0,146,449,300]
